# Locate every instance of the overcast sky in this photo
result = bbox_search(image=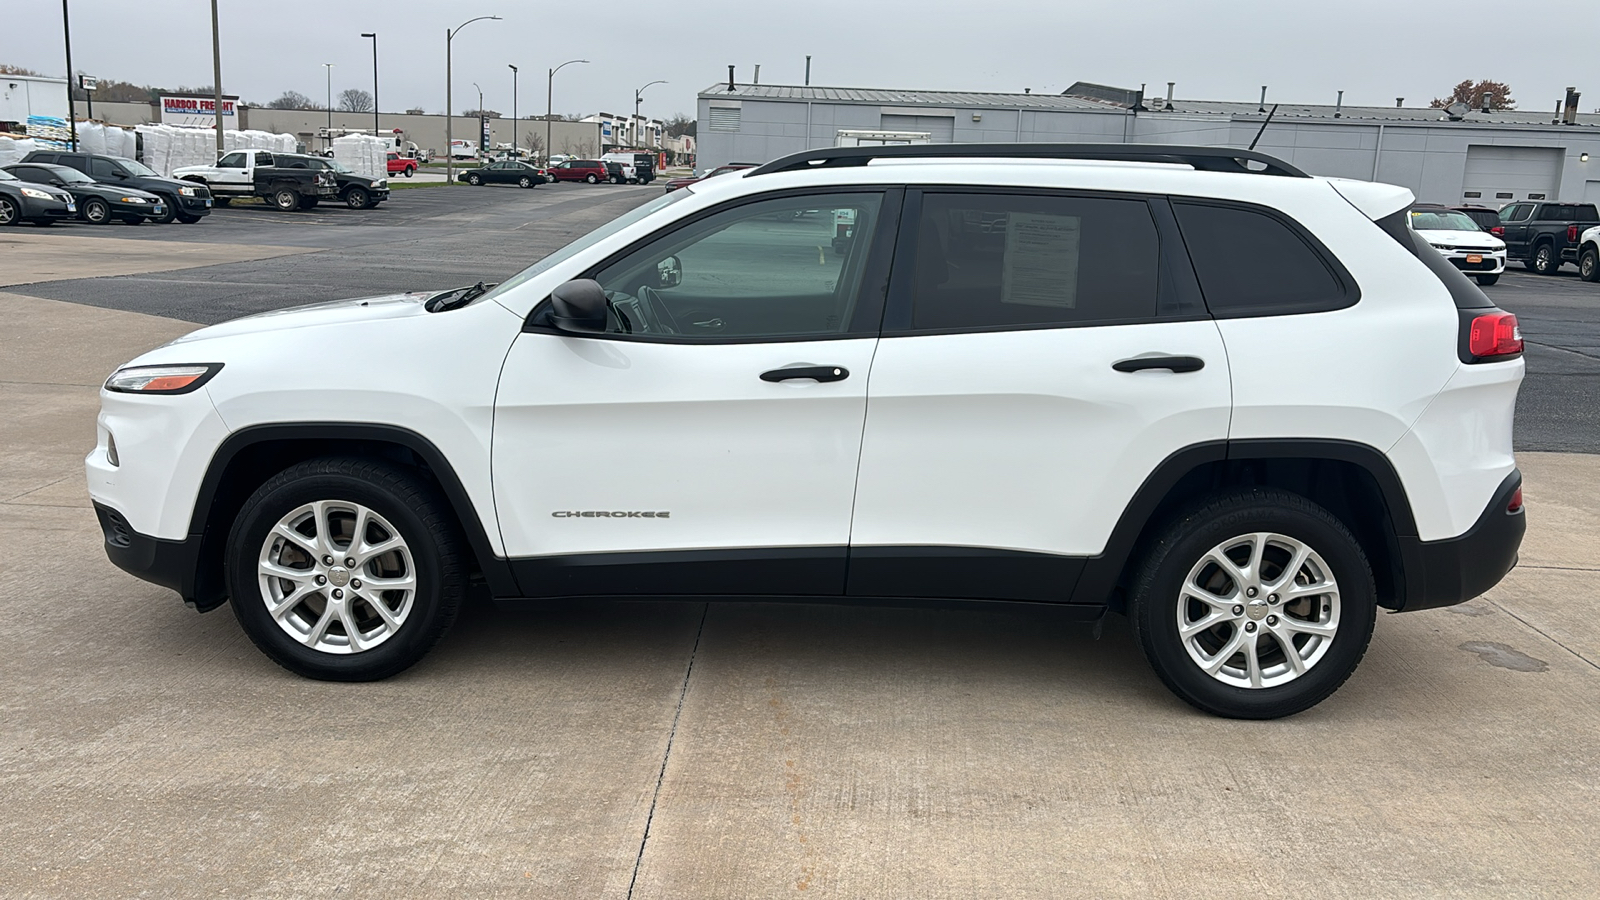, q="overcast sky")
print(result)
[7,1,1600,119]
